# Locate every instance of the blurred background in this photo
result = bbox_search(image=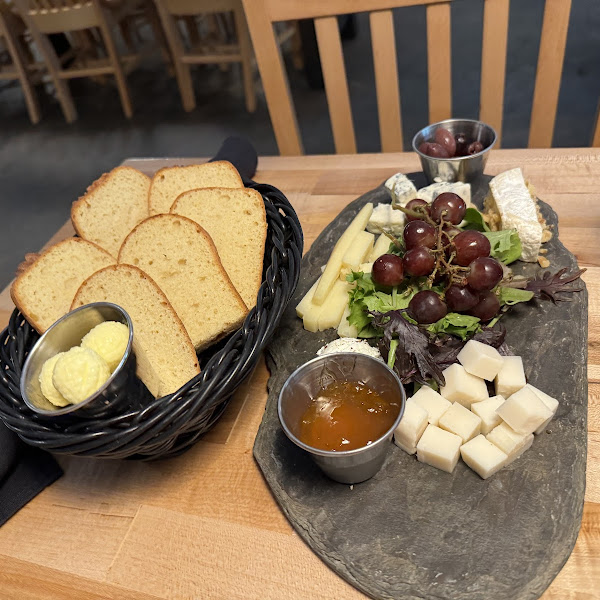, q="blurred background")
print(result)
[1,0,599,289]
